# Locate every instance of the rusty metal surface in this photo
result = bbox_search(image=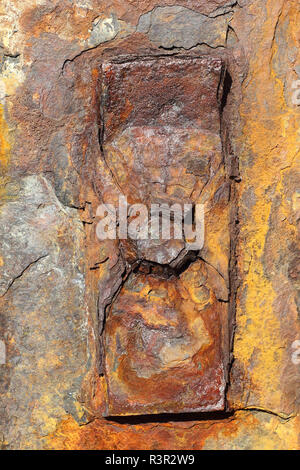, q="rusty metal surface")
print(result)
[101,56,229,416]
[100,56,224,206]
[104,261,227,416]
